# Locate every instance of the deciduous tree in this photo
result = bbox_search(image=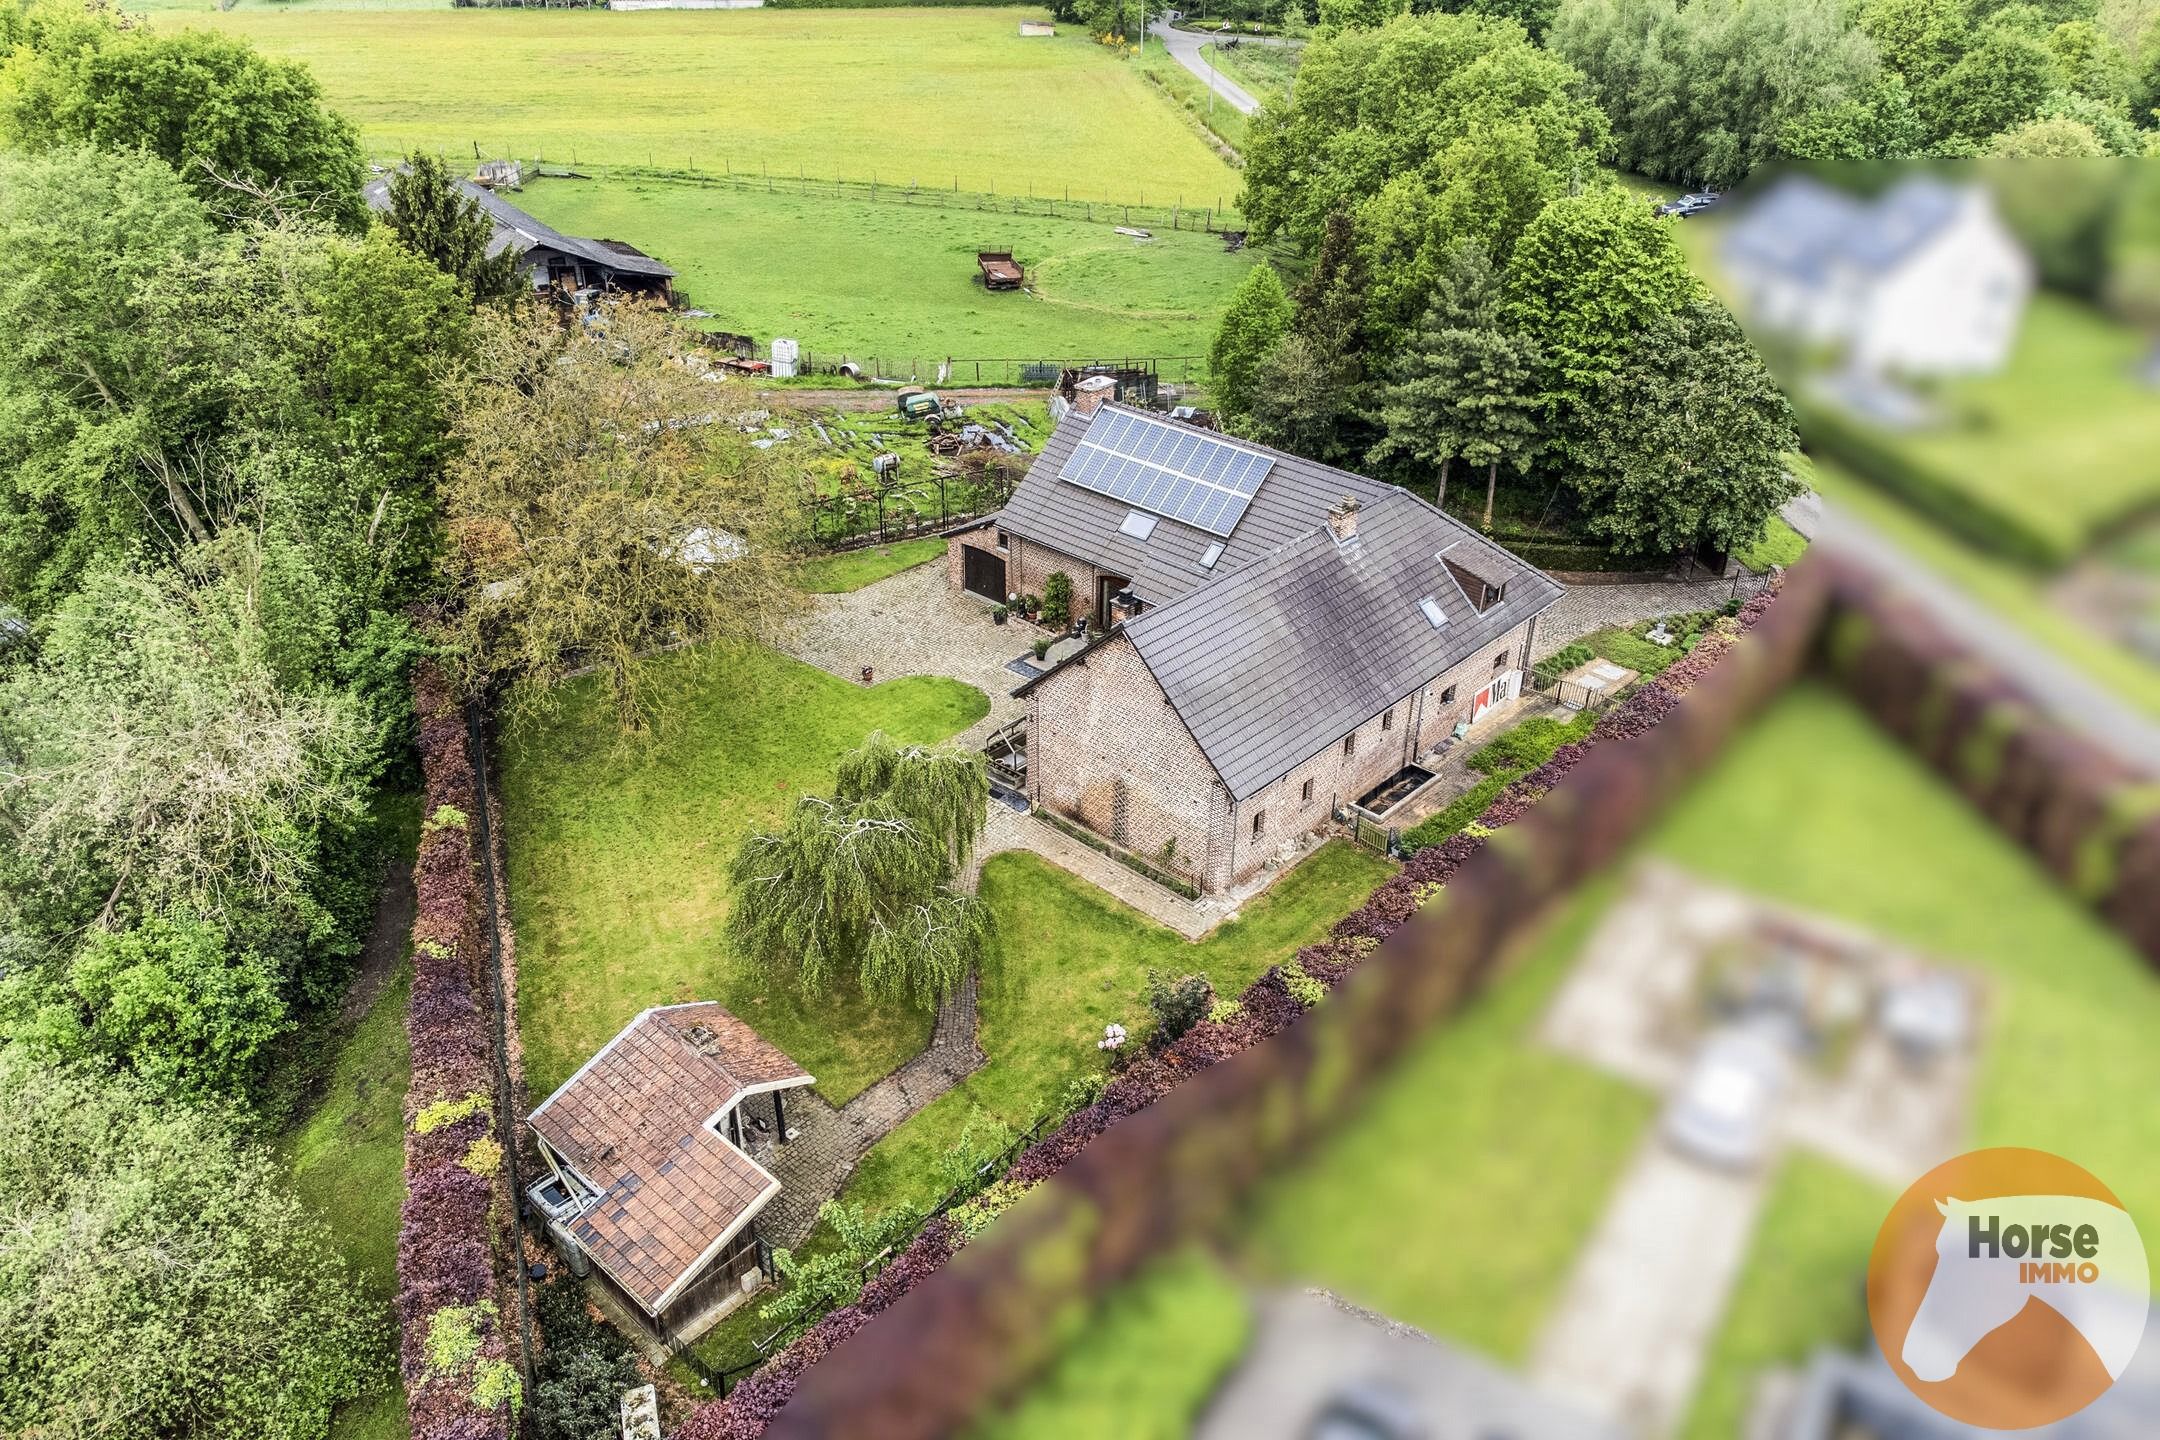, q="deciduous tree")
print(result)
[1576,296,1801,556]
[0,1050,380,1440]
[0,7,367,229]
[440,300,804,733]
[1207,264,1295,420]
[1505,186,1695,471]
[727,733,992,1006]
